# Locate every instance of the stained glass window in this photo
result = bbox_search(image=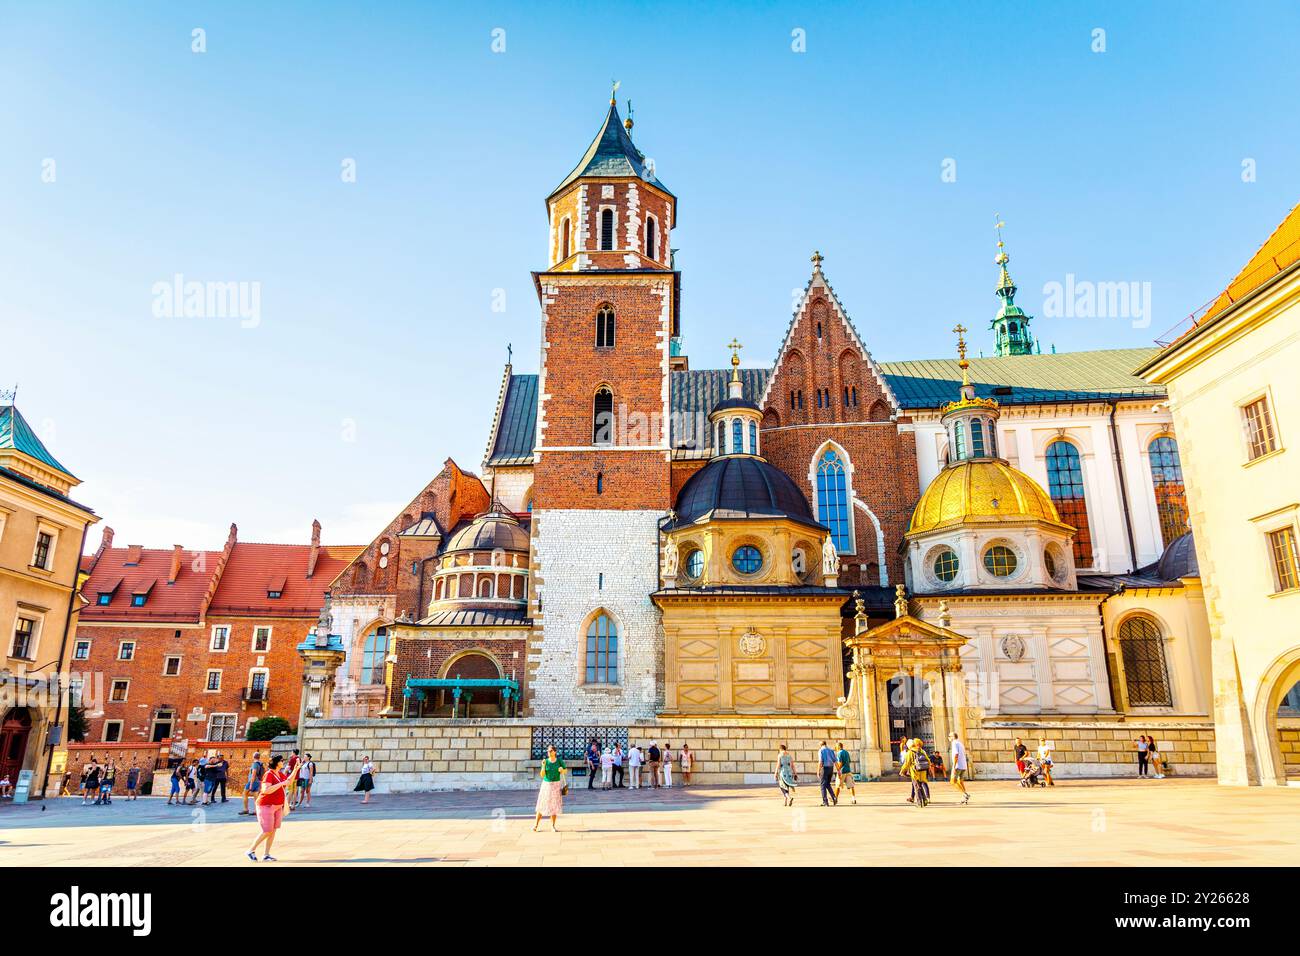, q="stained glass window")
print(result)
[1148,436,1188,549]
[970,419,986,457]
[731,545,762,574]
[932,548,959,582]
[732,418,742,455]
[953,420,966,461]
[749,421,757,454]
[816,449,853,553]
[983,545,1017,577]
[1046,440,1092,567]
